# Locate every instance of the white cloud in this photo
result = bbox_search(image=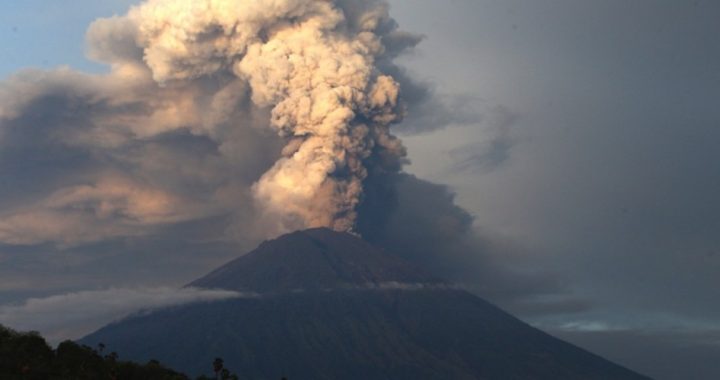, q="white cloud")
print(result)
[534,312,720,337]
[0,287,251,344]
[0,176,217,246]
